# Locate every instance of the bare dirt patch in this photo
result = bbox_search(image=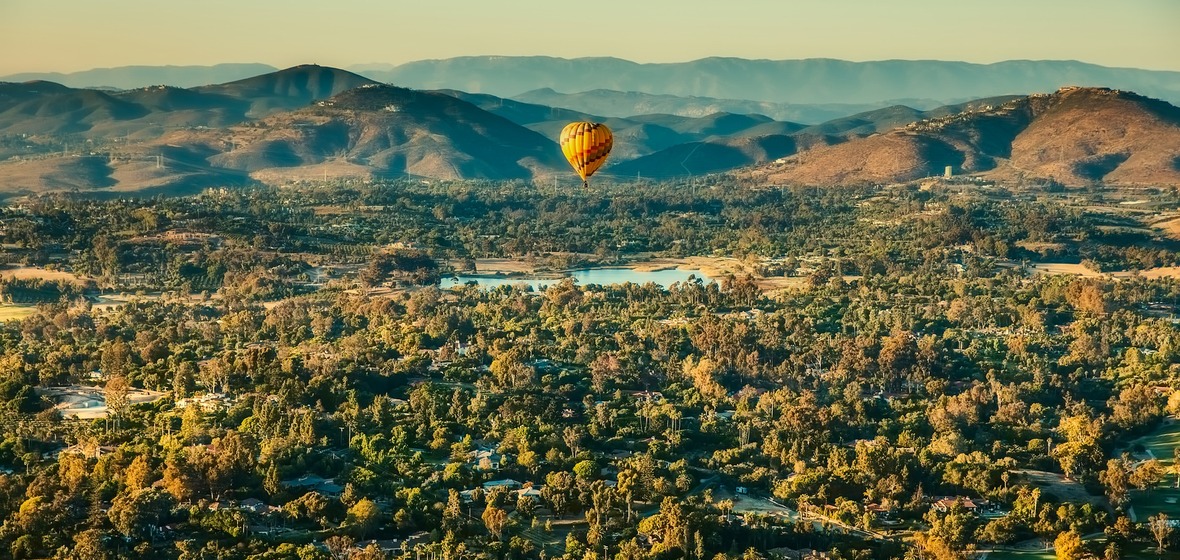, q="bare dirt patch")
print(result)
[630,256,752,279]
